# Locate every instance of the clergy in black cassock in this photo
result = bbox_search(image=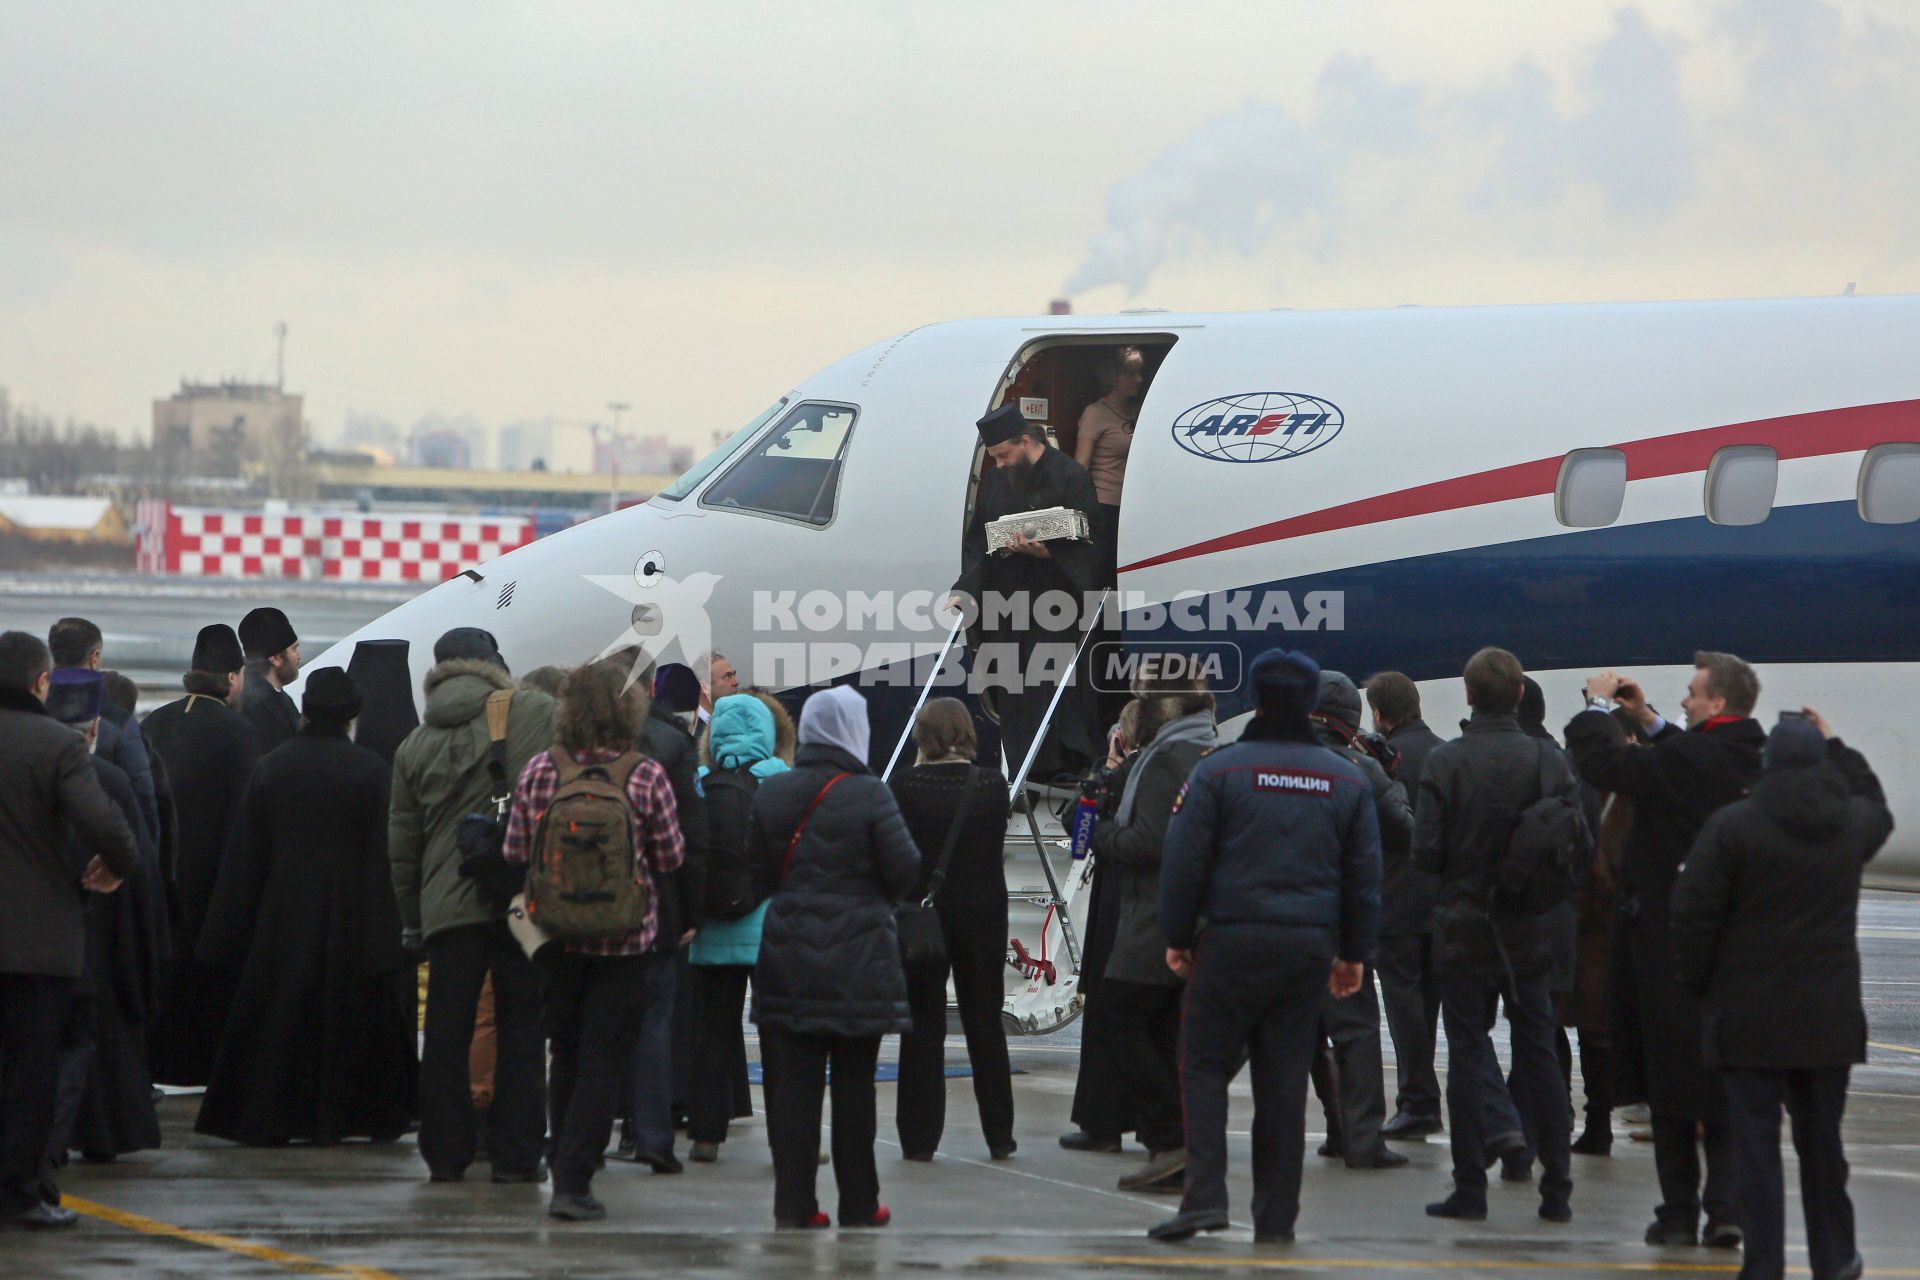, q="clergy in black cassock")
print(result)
[142,625,259,1087]
[194,668,416,1147]
[952,404,1104,783]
